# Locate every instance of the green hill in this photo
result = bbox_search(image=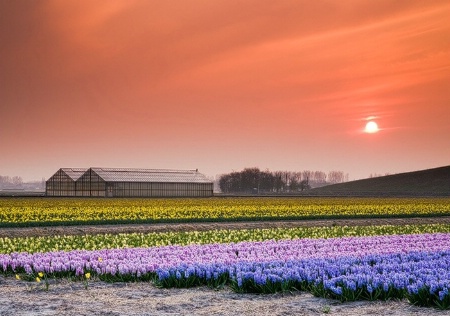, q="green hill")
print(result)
[309,165,450,197]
